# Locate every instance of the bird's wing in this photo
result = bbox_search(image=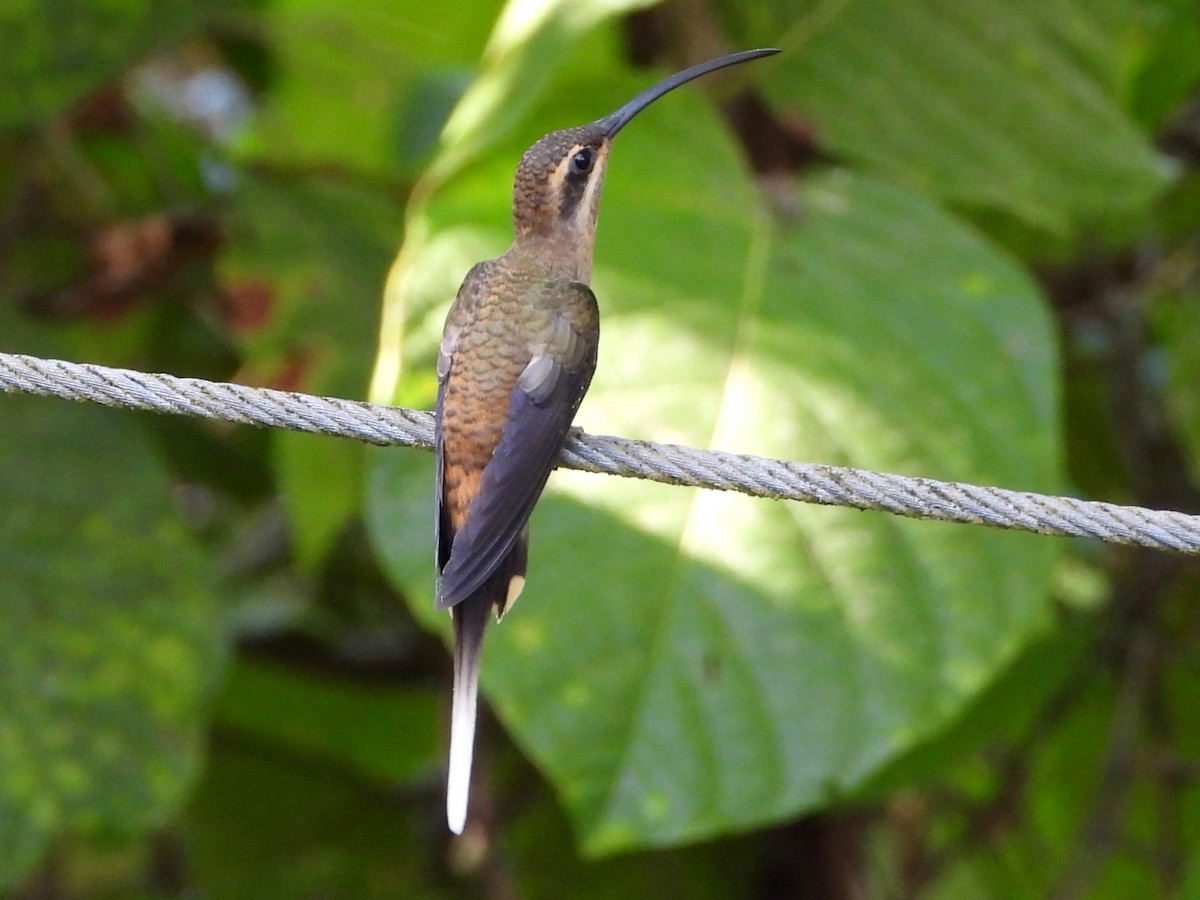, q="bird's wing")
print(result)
[434,324,456,577]
[436,284,599,611]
